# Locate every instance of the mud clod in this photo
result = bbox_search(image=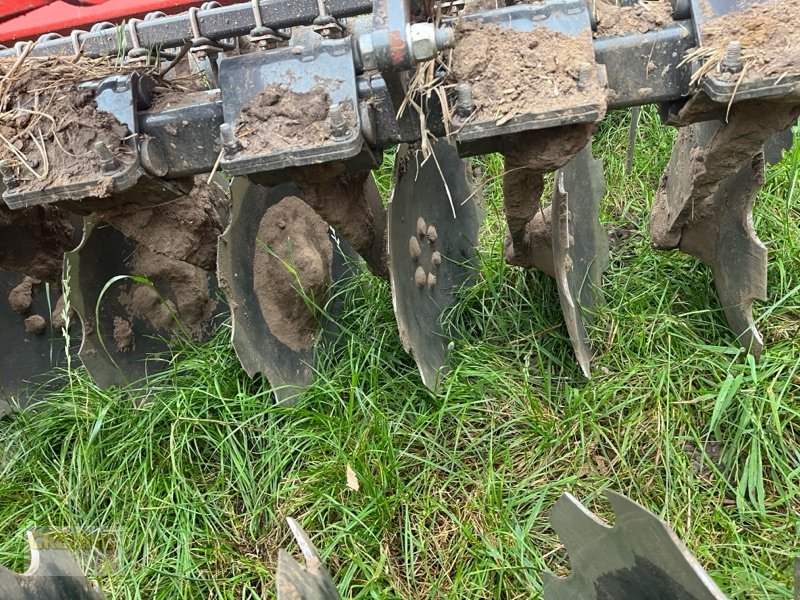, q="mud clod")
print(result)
[113,316,135,352]
[51,294,72,331]
[253,196,332,352]
[595,0,673,37]
[236,84,351,155]
[119,246,214,337]
[8,276,34,313]
[23,314,46,335]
